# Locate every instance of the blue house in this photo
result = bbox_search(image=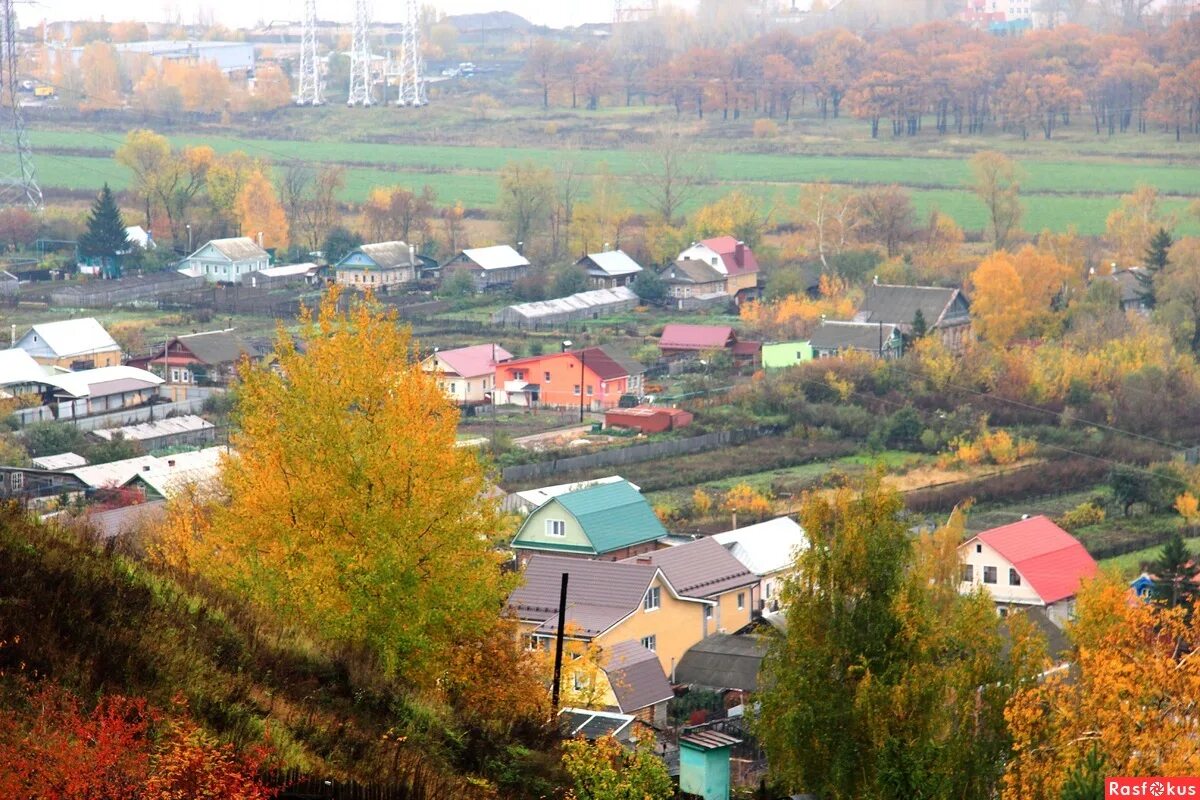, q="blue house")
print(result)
[1131,573,1155,600]
[334,241,420,292]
